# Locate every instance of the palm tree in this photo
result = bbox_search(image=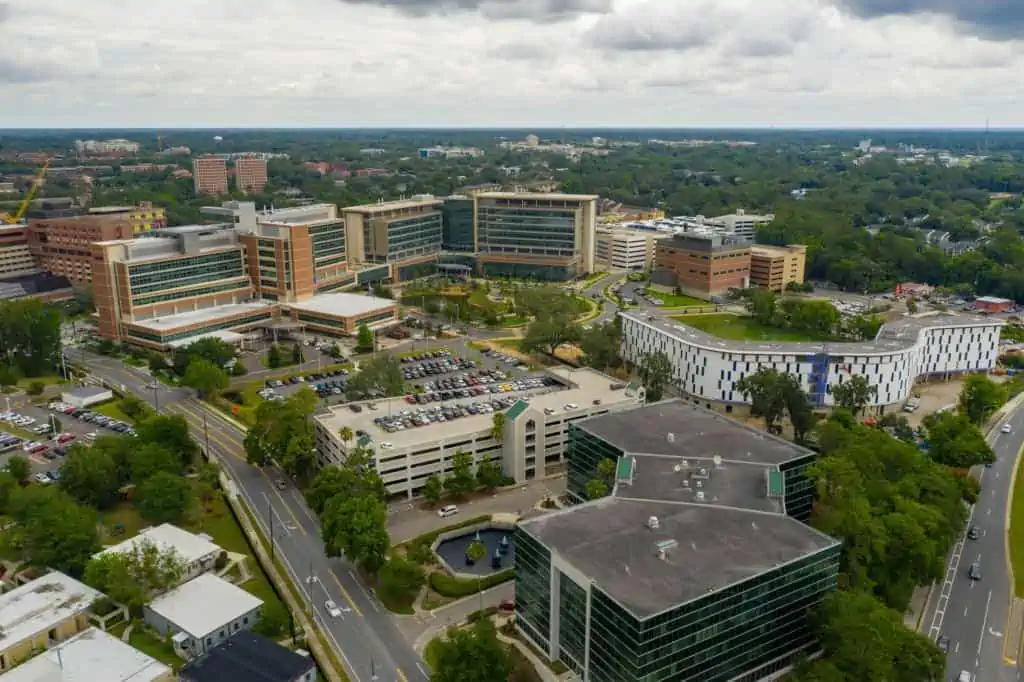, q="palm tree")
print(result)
[339,426,353,446]
[491,413,506,443]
